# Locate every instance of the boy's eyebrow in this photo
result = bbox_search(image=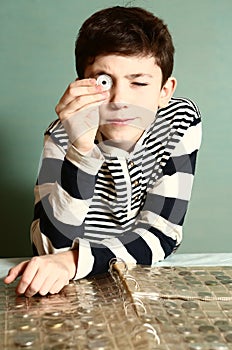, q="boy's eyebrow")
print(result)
[125,73,153,79]
[92,71,153,79]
